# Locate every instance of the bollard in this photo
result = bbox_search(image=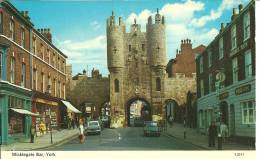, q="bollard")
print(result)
[217,133,222,150]
[184,131,186,139]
